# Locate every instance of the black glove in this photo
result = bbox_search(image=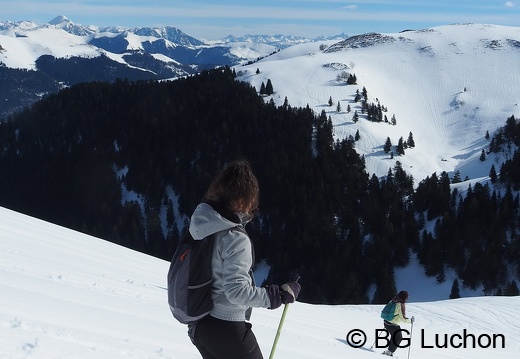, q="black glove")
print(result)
[265,284,282,310]
[280,281,301,304]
